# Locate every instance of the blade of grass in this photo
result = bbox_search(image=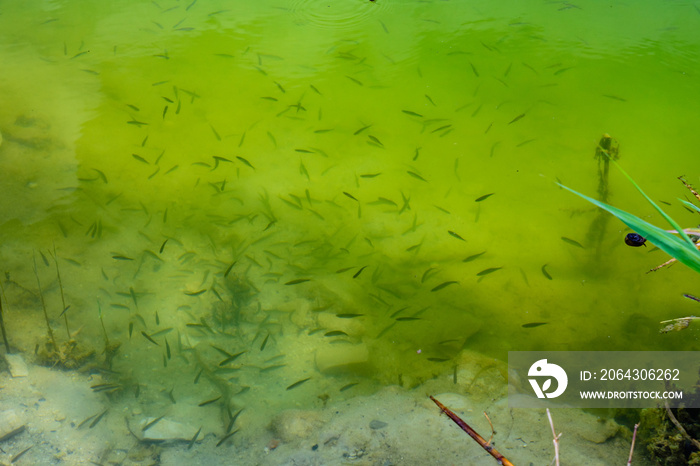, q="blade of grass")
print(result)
[607,158,696,249]
[680,199,700,214]
[559,185,700,274]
